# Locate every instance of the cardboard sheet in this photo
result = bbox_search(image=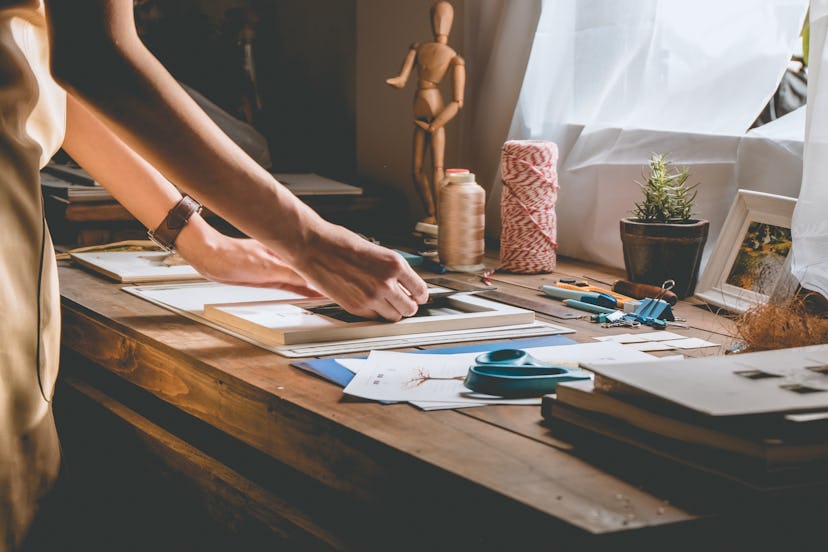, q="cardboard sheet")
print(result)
[586,344,828,416]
